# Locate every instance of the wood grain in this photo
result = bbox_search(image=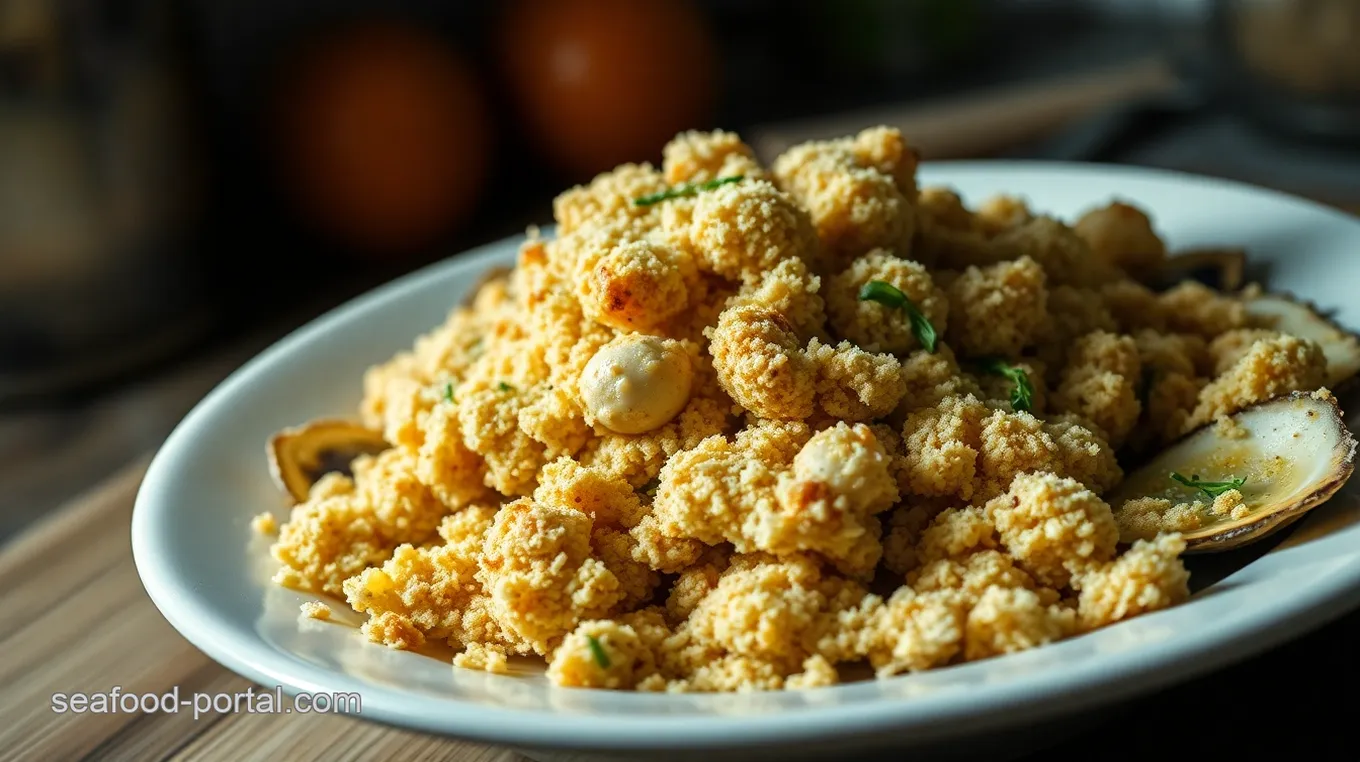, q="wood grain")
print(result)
[0,459,520,762]
[748,55,1180,162]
